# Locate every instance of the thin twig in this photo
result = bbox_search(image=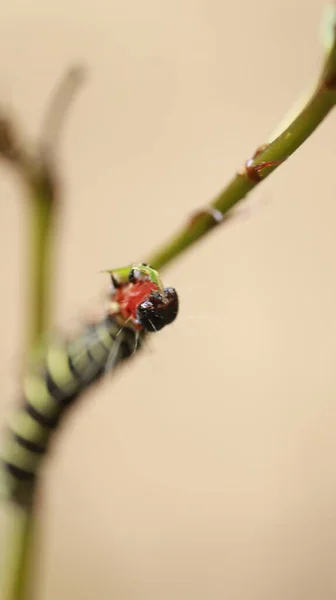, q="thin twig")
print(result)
[145,13,336,270]
[0,67,85,600]
[39,65,86,155]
